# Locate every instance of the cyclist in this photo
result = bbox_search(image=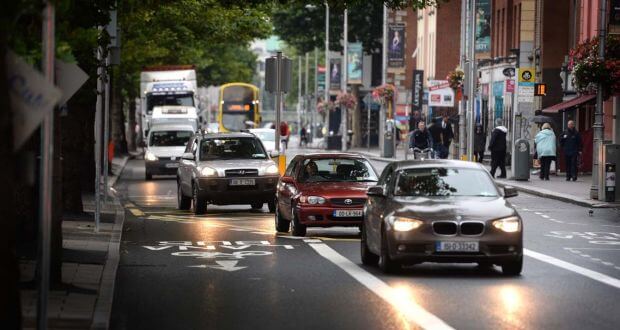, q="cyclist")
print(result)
[409,121,433,150]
